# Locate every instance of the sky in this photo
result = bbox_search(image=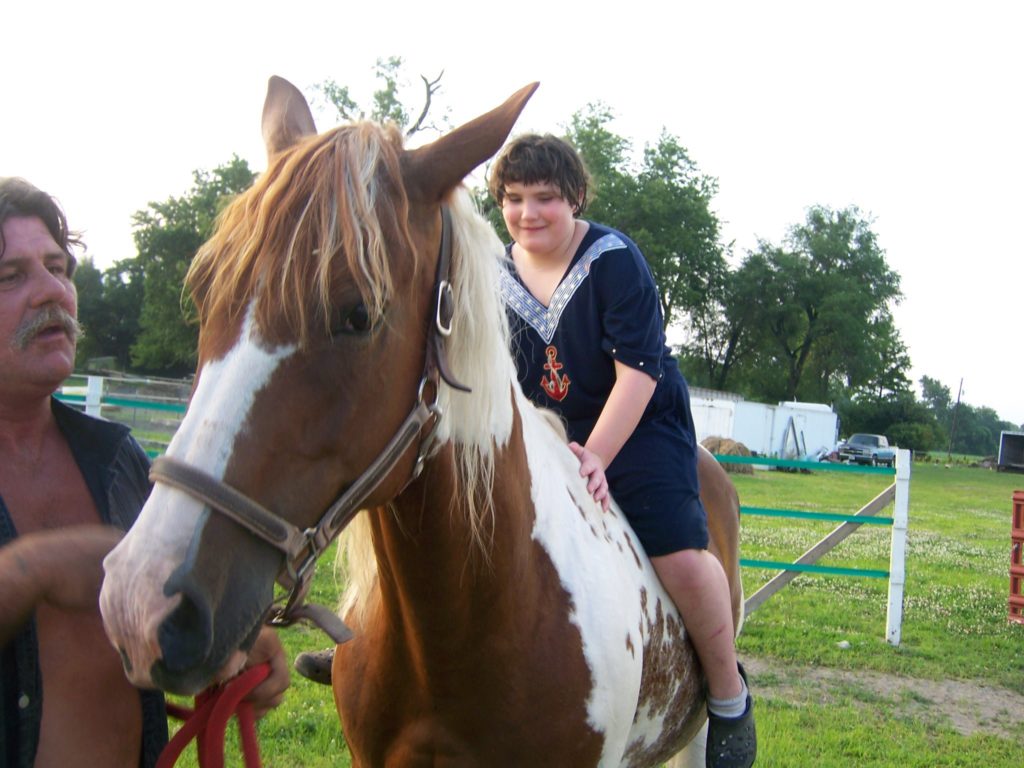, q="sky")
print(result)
[5,1,1022,427]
